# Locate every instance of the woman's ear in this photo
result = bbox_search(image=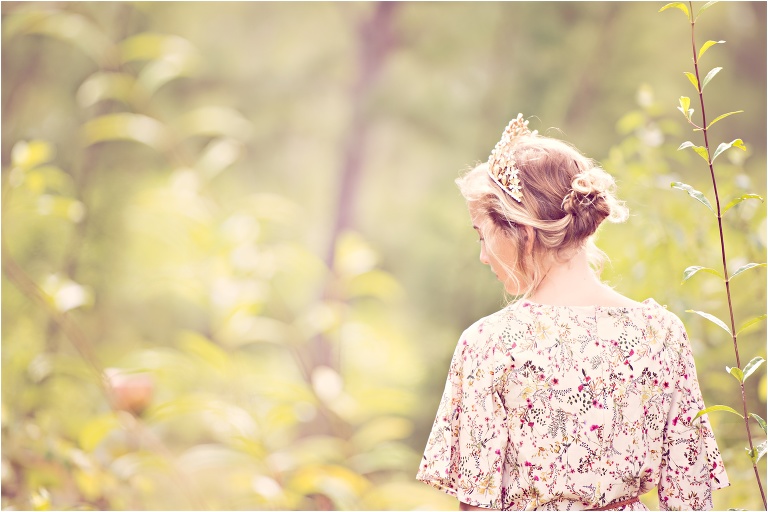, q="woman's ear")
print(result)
[523,225,535,255]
